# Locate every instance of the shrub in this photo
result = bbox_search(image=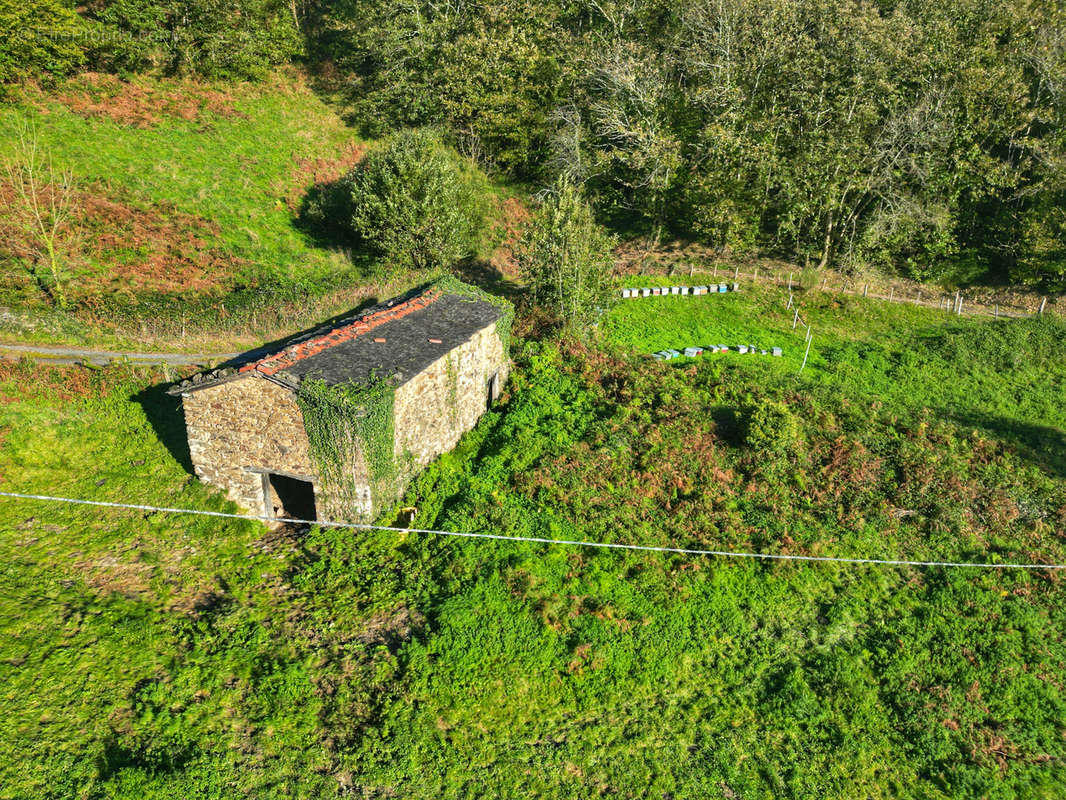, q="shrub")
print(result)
[345,128,490,273]
[516,178,615,332]
[740,399,804,458]
[0,0,86,85]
